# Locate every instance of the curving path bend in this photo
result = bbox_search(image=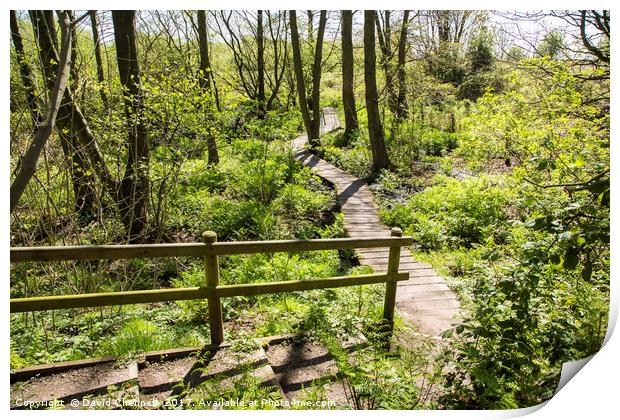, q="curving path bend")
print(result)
[292,108,460,337]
